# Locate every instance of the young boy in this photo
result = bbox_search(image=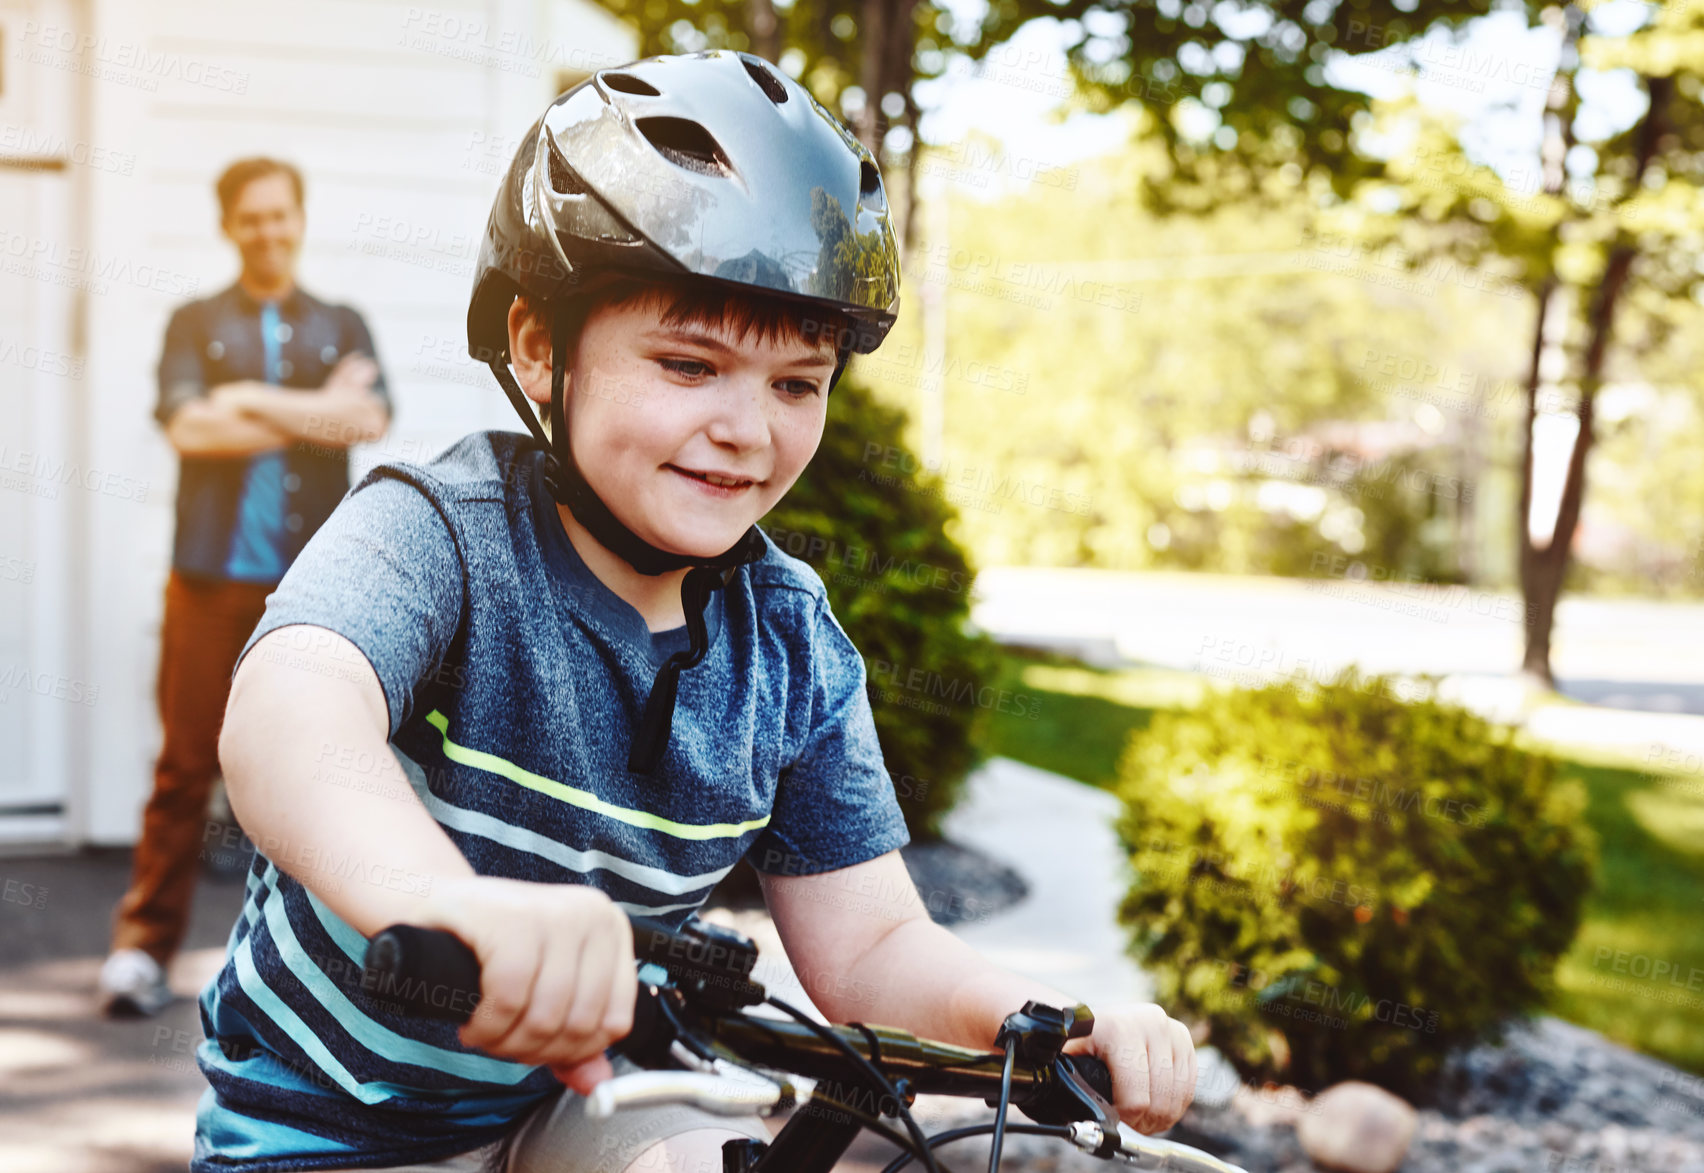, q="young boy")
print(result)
[197,51,1195,1173]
